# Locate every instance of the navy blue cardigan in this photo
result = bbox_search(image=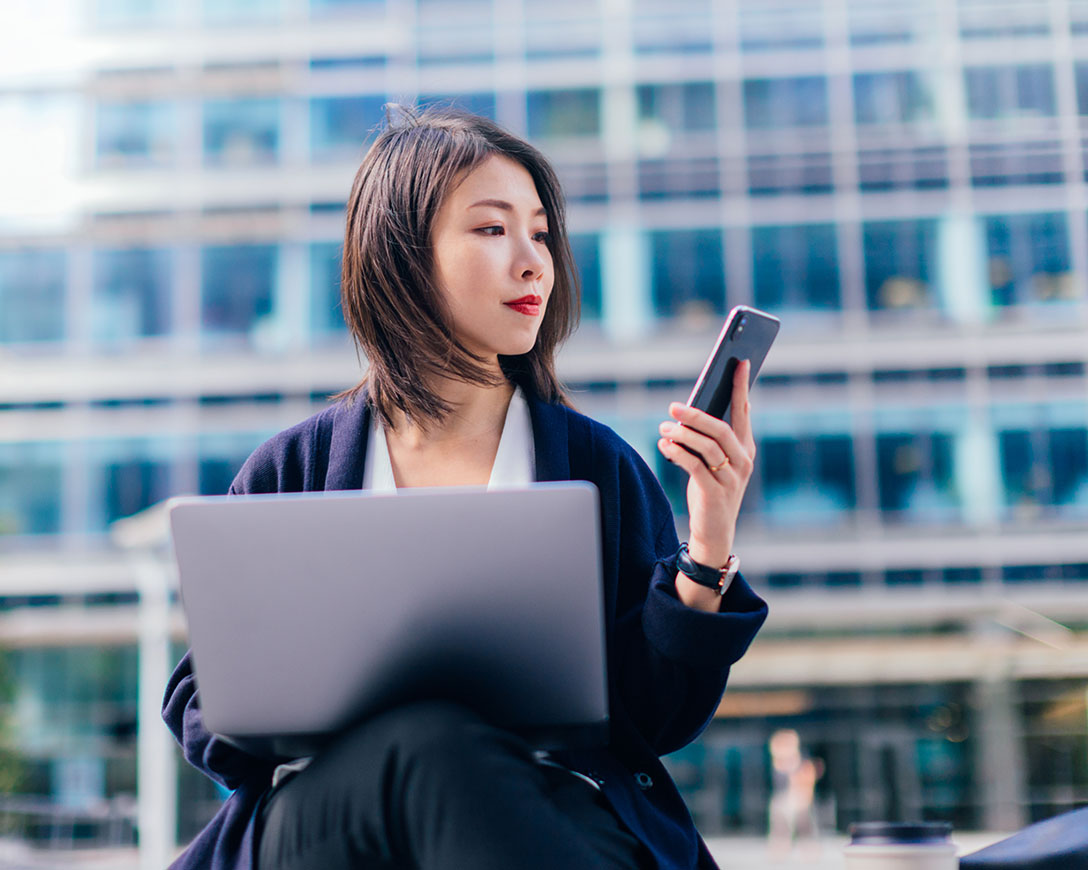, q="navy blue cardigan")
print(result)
[162,389,768,870]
